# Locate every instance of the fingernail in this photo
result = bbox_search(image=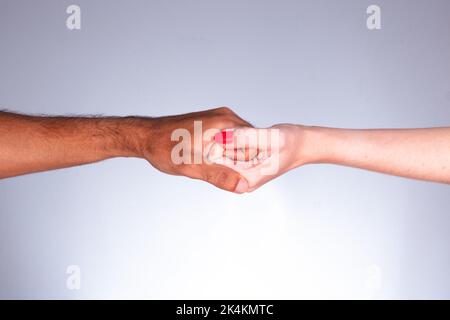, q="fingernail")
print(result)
[214,130,234,144]
[234,178,248,194]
